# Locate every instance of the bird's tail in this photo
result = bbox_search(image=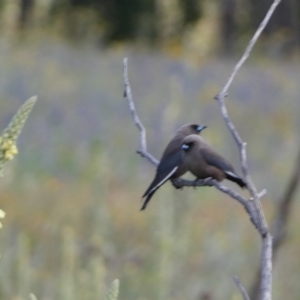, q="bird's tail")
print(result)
[225,172,247,188]
[140,192,155,211]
